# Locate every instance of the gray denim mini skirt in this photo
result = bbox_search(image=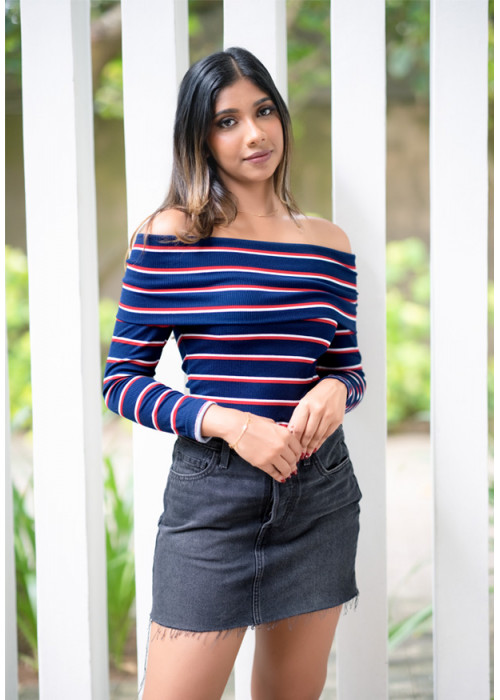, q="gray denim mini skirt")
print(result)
[151,424,362,633]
